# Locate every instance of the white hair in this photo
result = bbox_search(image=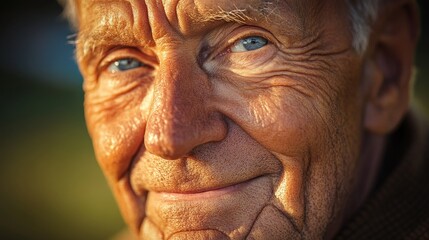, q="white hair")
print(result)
[58,0,78,29]
[347,0,381,53]
[59,0,380,54]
